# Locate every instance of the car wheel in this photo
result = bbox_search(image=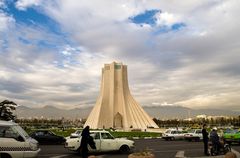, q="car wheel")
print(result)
[119,145,130,154]
[195,137,200,142]
[171,137,175,141]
